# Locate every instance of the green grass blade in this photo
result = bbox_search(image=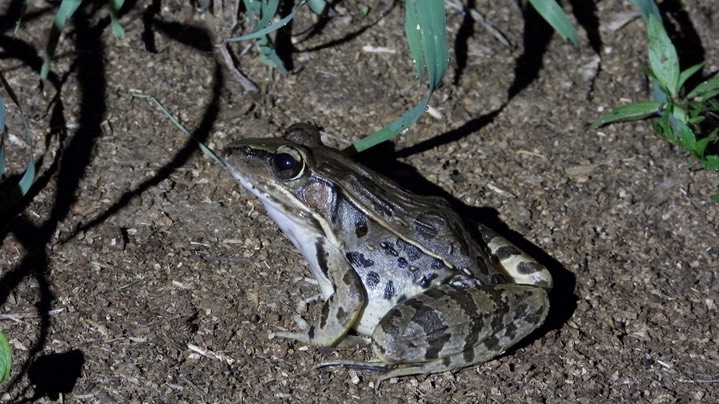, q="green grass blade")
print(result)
[130,91,225,166]
[404,0,422,80]
[108,0,128,45]
[647,14,679,98]
[528,0,579,47]
[17,155,35,195]
[0,97,6,174]
[0,71,36,199]
[630,0,661,22]
[225,0,305,42]
[0,332,11,384]
[418,0,448,90]
[404,0,447,90]
[42,0,83,80]
[591,101,664,128]
[346,97,430,154]
[347,0,447,153]
[306,0,326,14]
